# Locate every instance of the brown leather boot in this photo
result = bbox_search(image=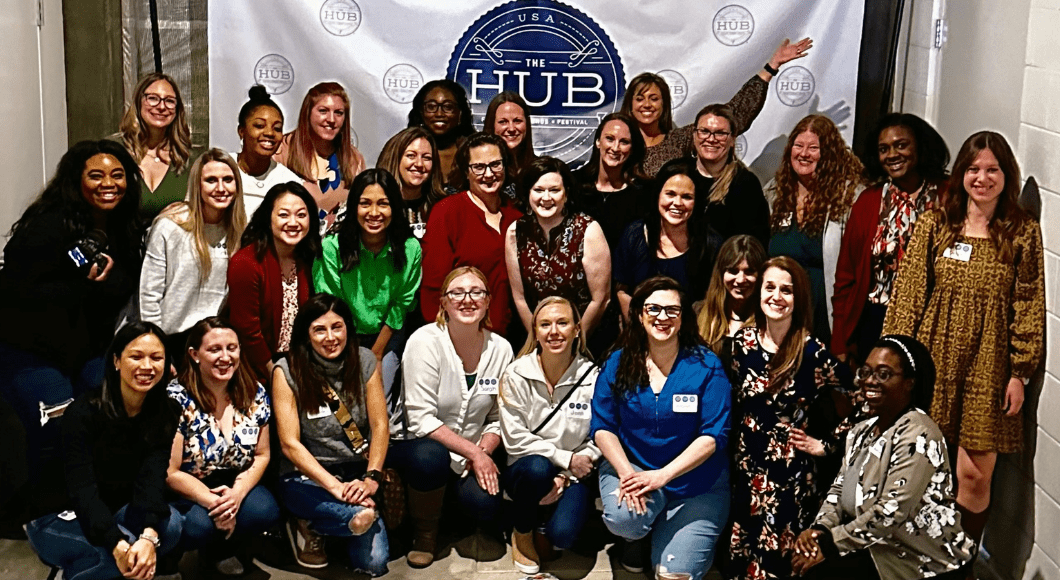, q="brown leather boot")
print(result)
[406,486,445,568]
